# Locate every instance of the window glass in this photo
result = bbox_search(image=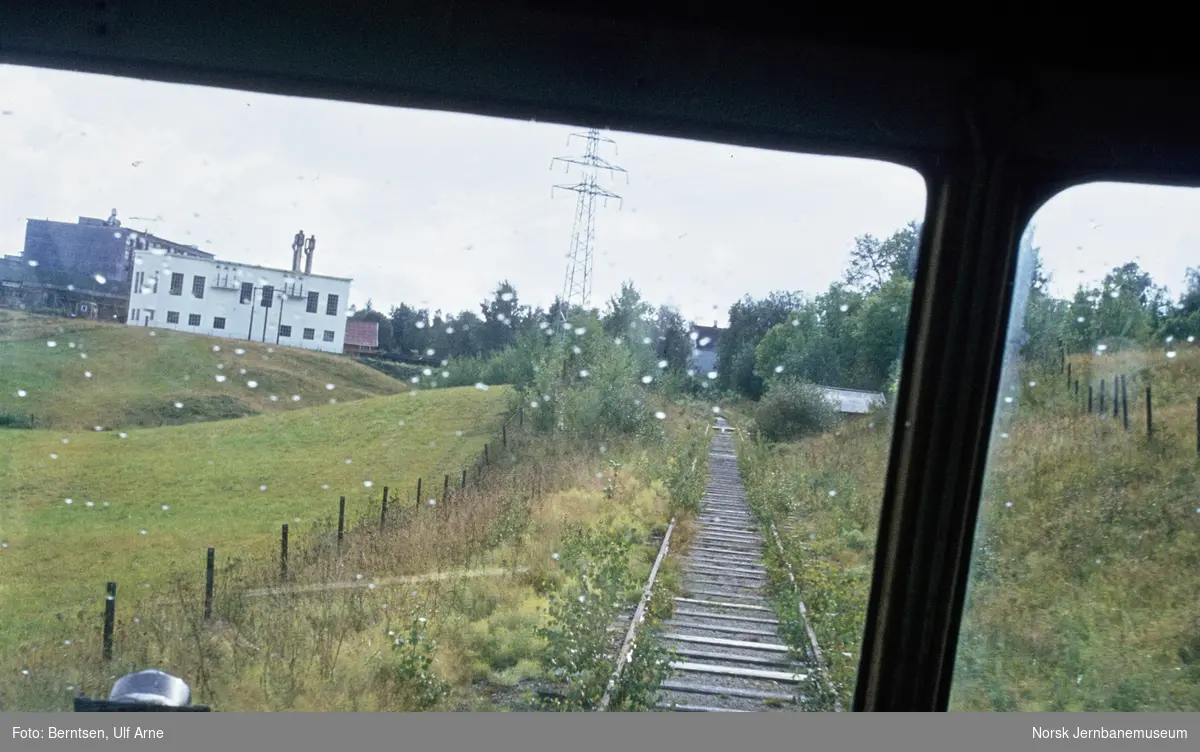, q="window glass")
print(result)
[0,62,925,712]
[952,182,1200,712]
